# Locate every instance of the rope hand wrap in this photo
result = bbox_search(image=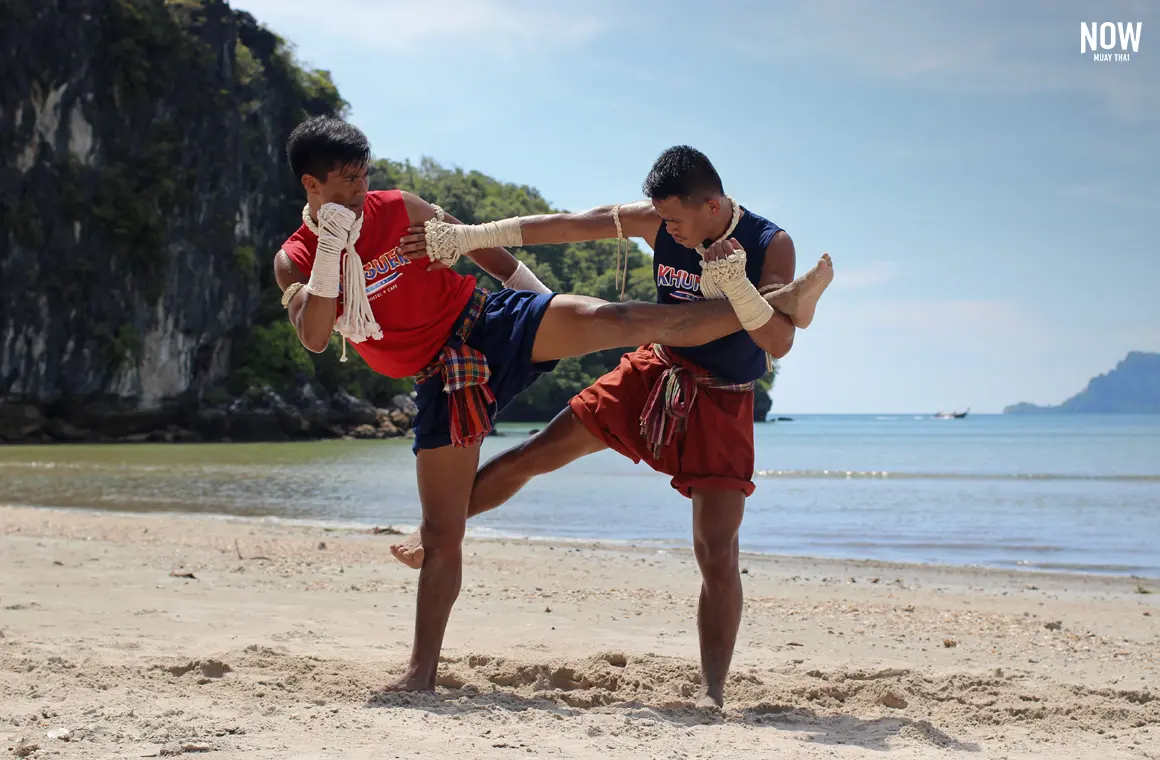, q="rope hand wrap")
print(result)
[305,203,354,298]
[301,202,383,362]
[693,196,774,332]
[423,215,523,267]
[700,248,775,331]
